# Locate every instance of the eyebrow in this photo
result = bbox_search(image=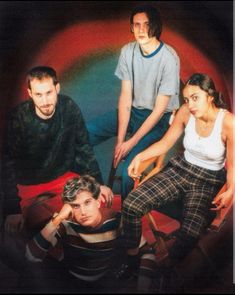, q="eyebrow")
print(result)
[190,92,198,96]
[184,92,199,99]
[133,21,149,24]
[70,197,93,206]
